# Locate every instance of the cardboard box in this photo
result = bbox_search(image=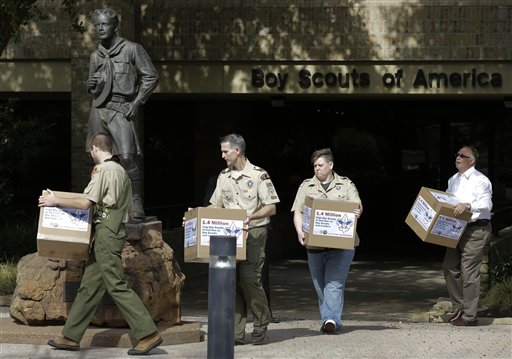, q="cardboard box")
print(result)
[405,187,472,248]
[37,191,93,260]
[183,207,247,263]
[302,196,359,249]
